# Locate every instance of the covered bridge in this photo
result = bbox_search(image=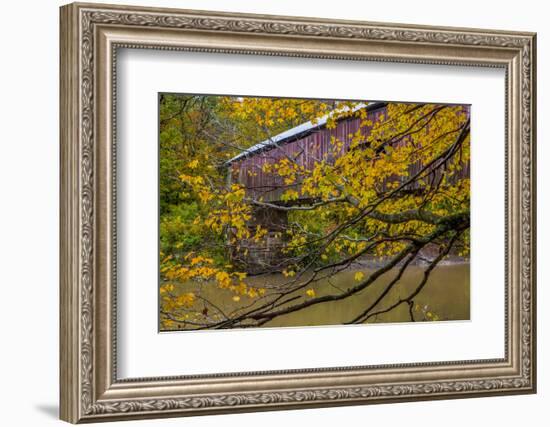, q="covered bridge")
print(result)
[224,102,469,271]
[224,102,387,270]
[226,102,387,205]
